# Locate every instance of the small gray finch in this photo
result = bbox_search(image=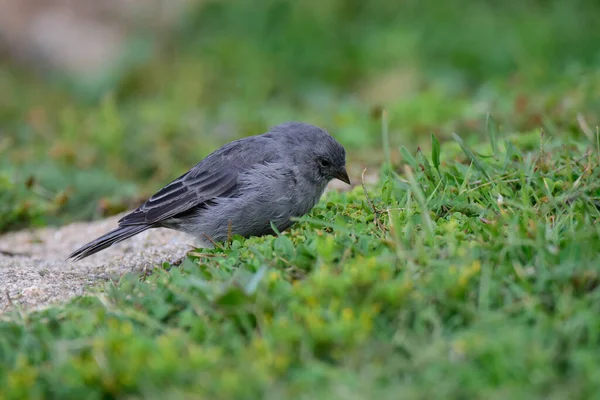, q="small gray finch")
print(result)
[68,122,350,261]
